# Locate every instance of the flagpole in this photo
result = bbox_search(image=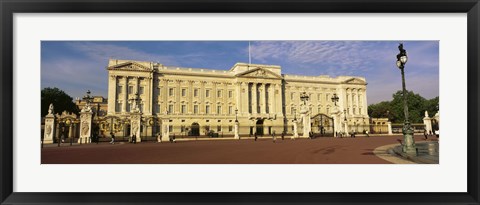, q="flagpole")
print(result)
[248,41,251,65]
